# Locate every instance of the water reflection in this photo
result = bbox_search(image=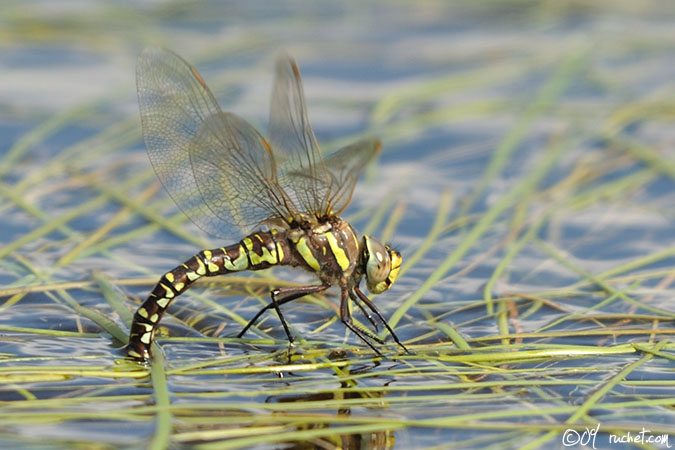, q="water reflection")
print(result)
[266,367,394,450]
